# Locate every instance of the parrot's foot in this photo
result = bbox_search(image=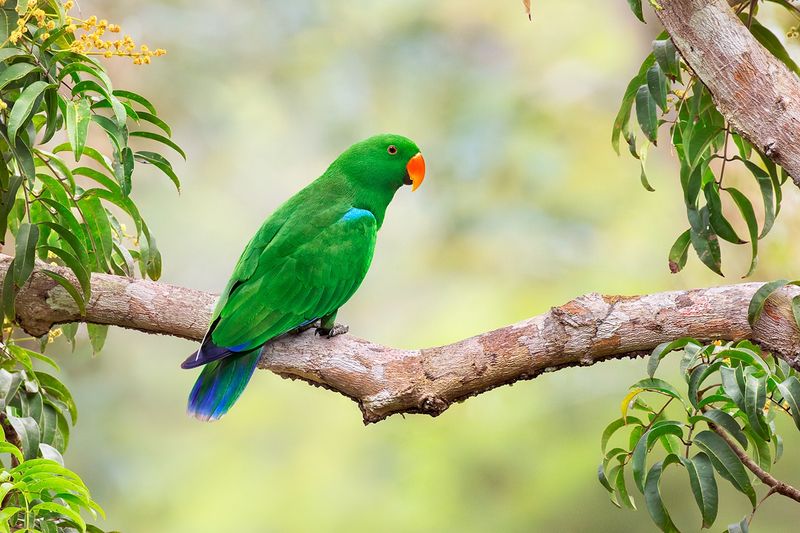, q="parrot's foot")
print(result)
[289,321,319,335]
[316,323,349,338]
